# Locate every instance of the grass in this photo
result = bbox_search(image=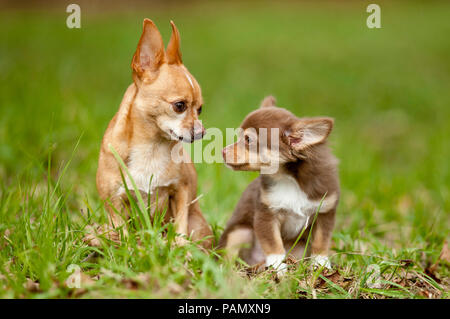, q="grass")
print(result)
[0,0,449,298]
